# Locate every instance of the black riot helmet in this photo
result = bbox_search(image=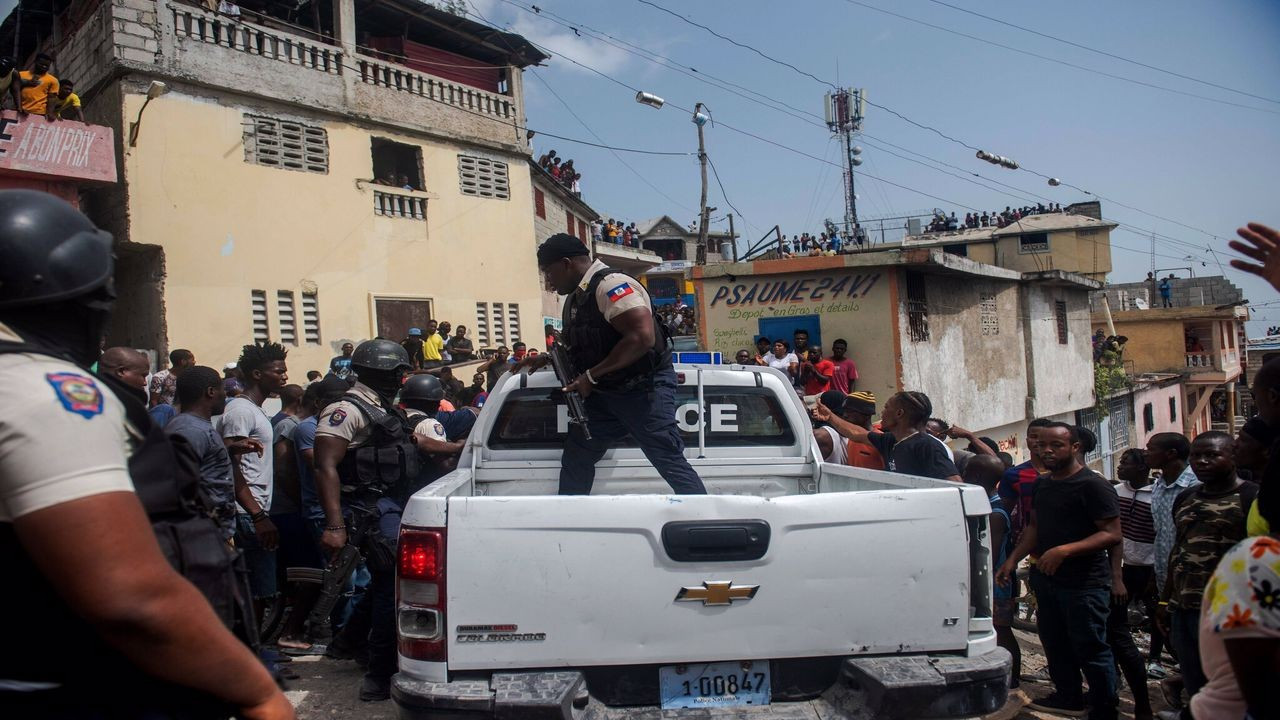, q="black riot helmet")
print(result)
[0,190,115,365]
[400,373,444,404]
[350,339,412,373]
[350,339,411,397]
[0,190,114,310]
